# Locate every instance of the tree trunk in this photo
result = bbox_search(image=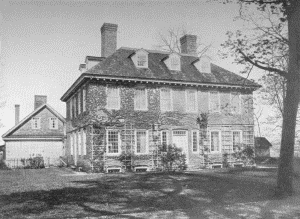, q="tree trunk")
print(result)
[276,0,300,196]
